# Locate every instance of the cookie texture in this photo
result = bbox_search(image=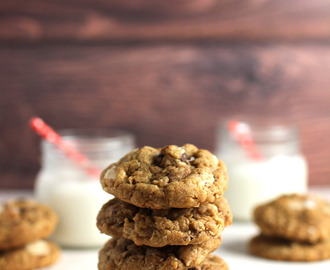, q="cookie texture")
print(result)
[0,199,58,250]
[254,194,330,243]
[249,234,330,262]
[0,240,60,270]
[101,144,228,209]
[189,254,229,270]
[98,236,222,270]
[97,196,232,247]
